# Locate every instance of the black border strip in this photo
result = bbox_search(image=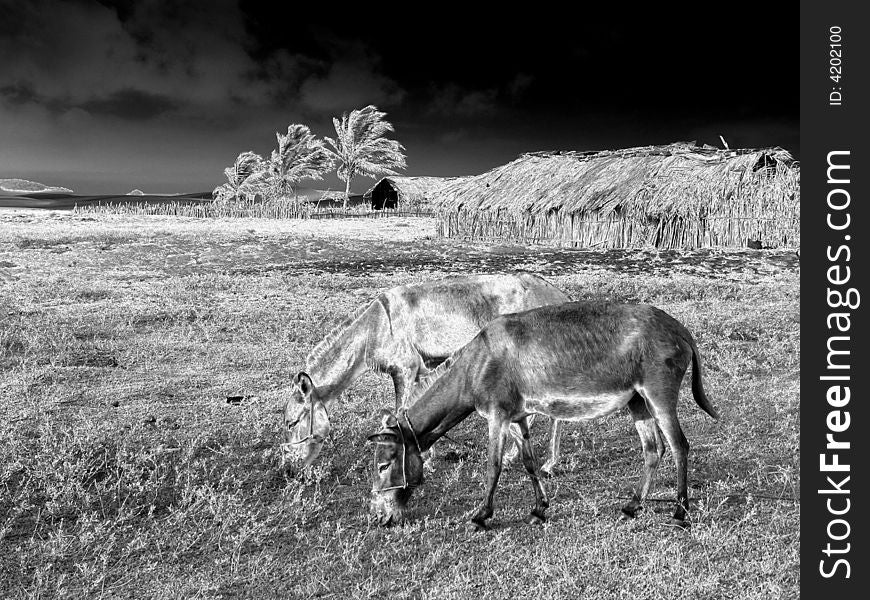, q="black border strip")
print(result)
[801,3,869,596]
